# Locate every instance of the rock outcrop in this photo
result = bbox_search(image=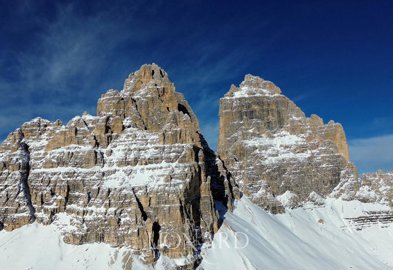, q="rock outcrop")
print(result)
[0,64,231,267]
[218,74,357,212]
[357,171,393,205]
[334,171,393,206]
